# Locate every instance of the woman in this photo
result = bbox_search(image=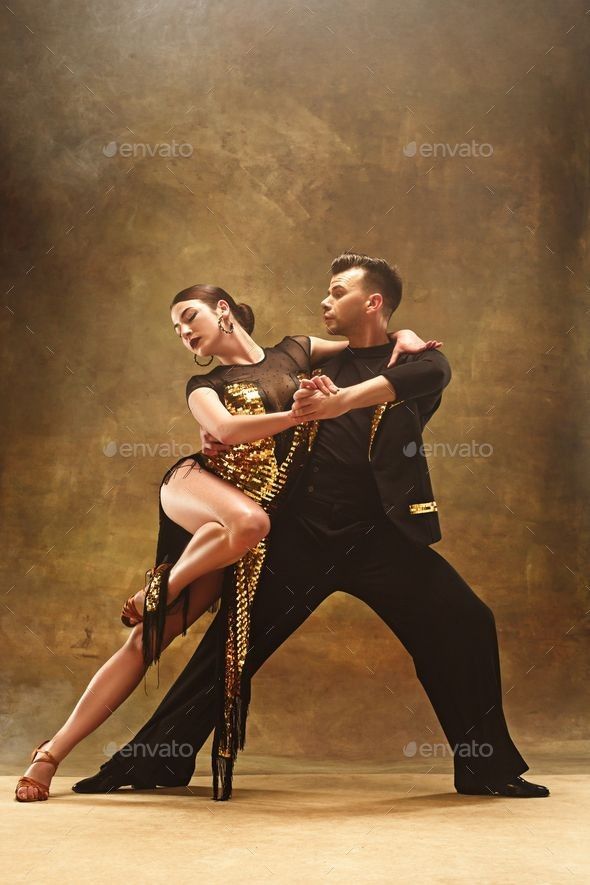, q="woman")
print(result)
[15,284,441,802]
